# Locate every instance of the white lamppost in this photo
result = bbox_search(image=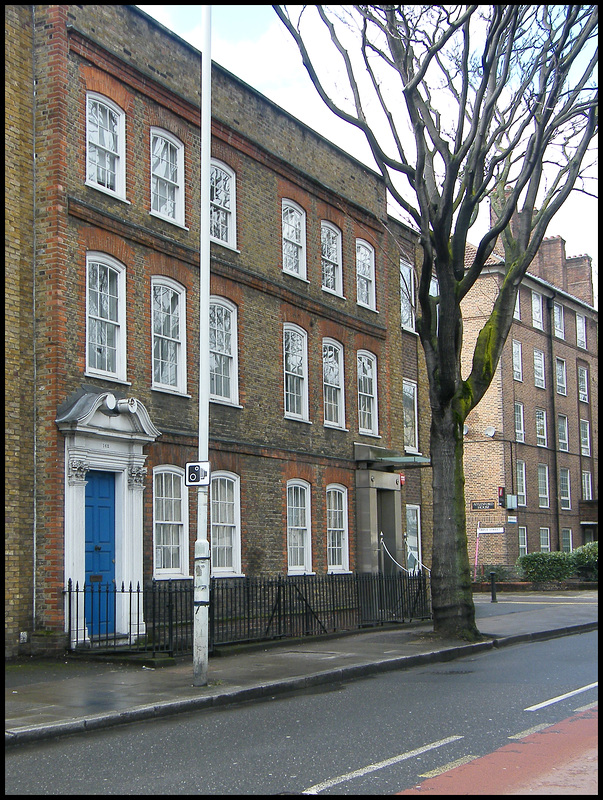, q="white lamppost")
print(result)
[192,4,212,687]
